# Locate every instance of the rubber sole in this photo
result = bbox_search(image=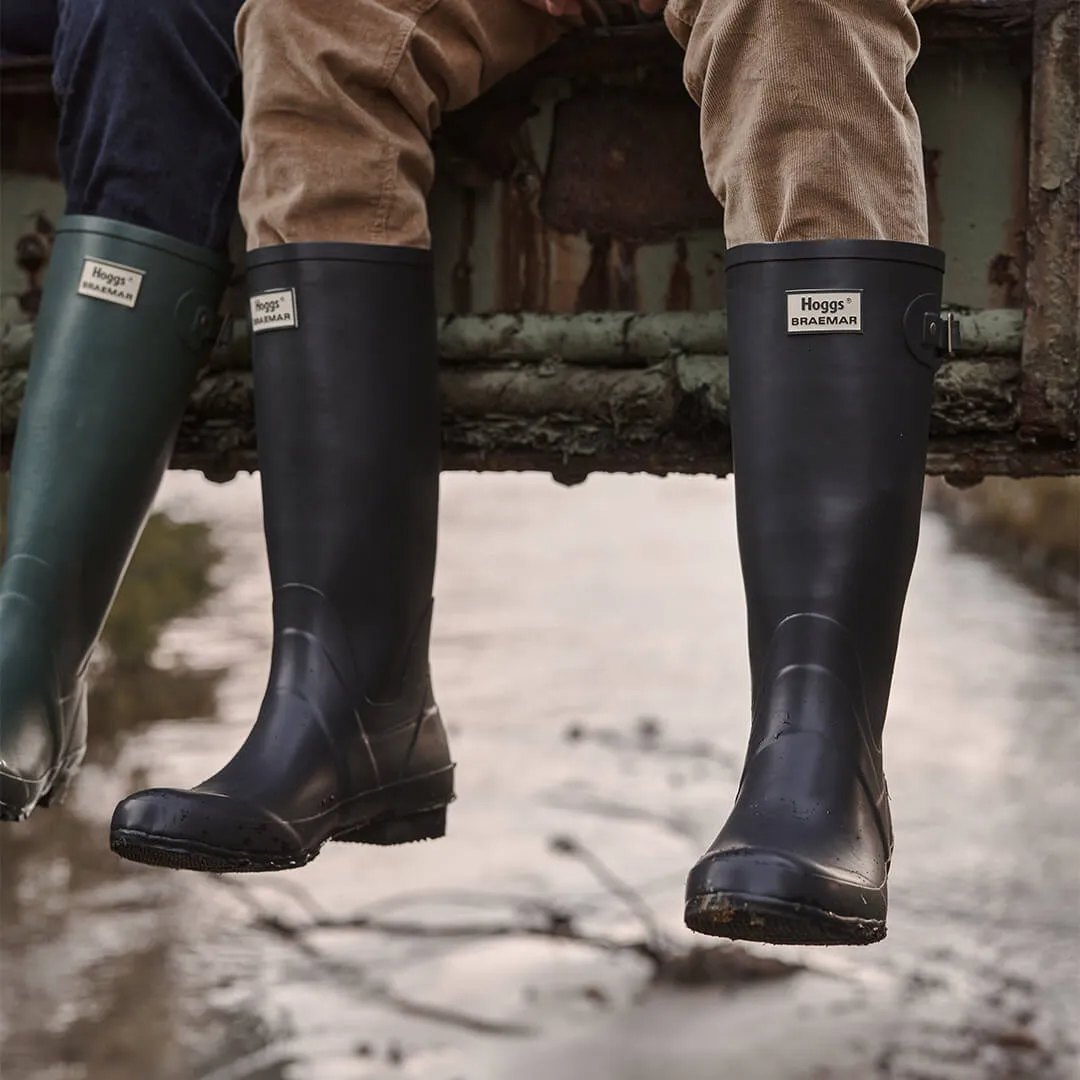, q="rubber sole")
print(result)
[109,804,448,873]
[684,890,886,947]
